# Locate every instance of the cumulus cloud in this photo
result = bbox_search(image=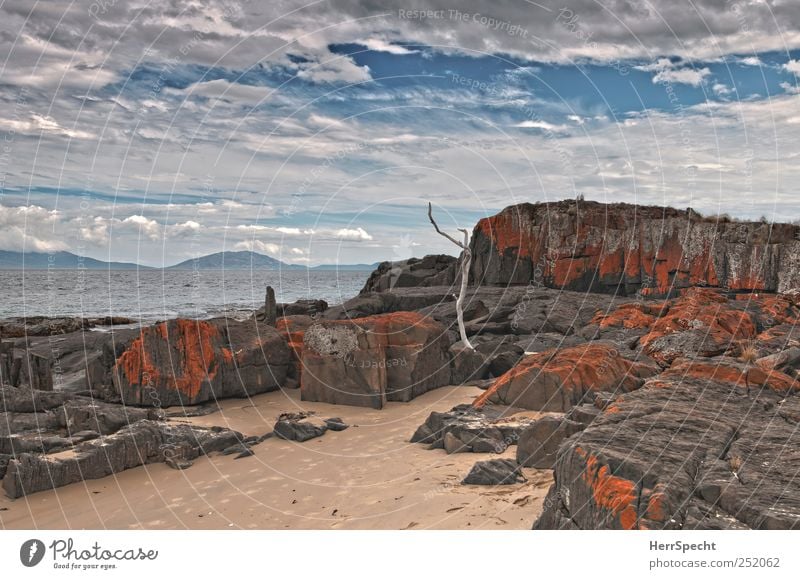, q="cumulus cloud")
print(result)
[180,79,274,106]
[652,67,711,87]
[0,205,67,252]
[335,227,373,241]
[784,60,800,75]
[234,240,281,255]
